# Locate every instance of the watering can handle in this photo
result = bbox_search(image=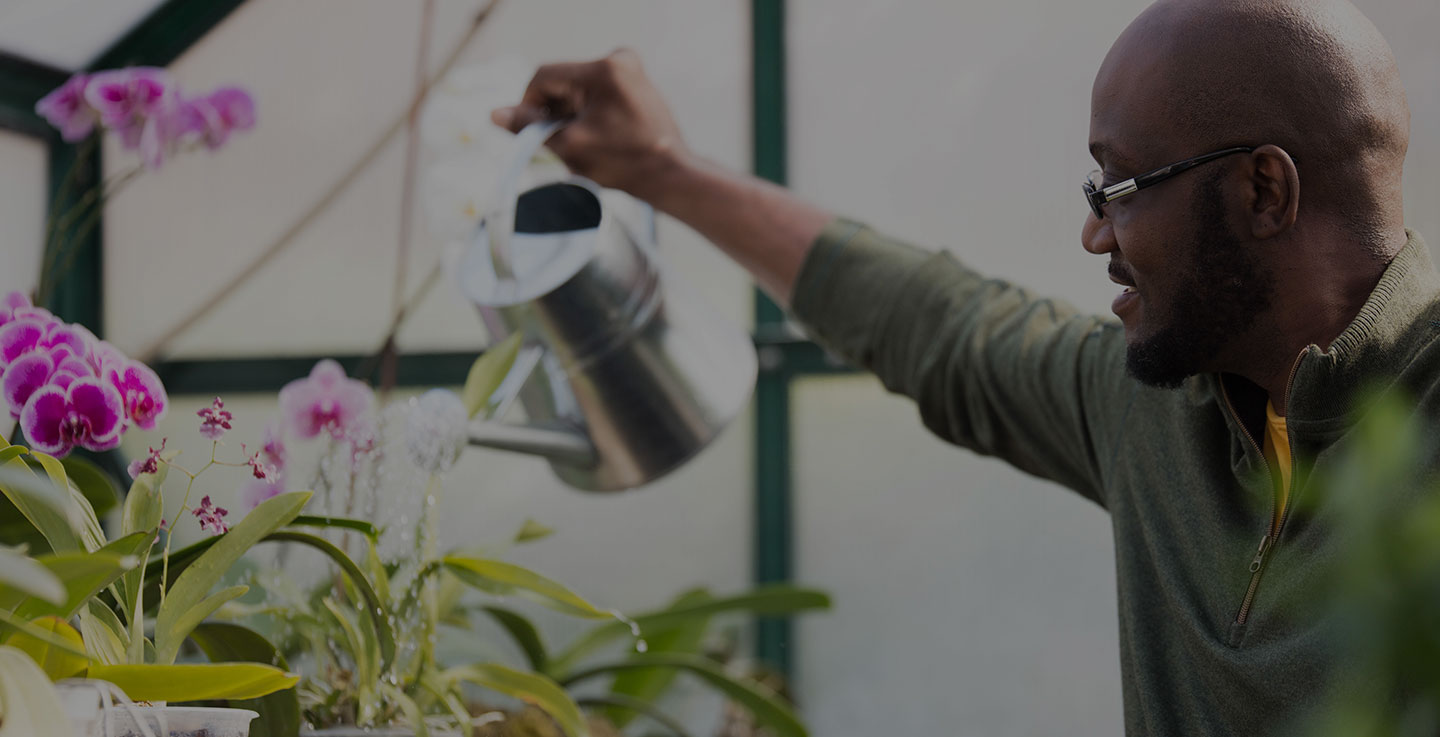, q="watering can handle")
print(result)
[488,119,570,280]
